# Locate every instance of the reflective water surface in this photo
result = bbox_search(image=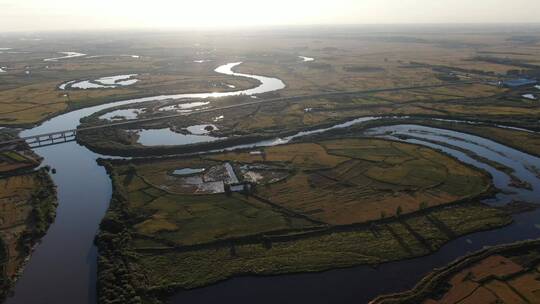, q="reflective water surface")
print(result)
[136,128,221,146]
